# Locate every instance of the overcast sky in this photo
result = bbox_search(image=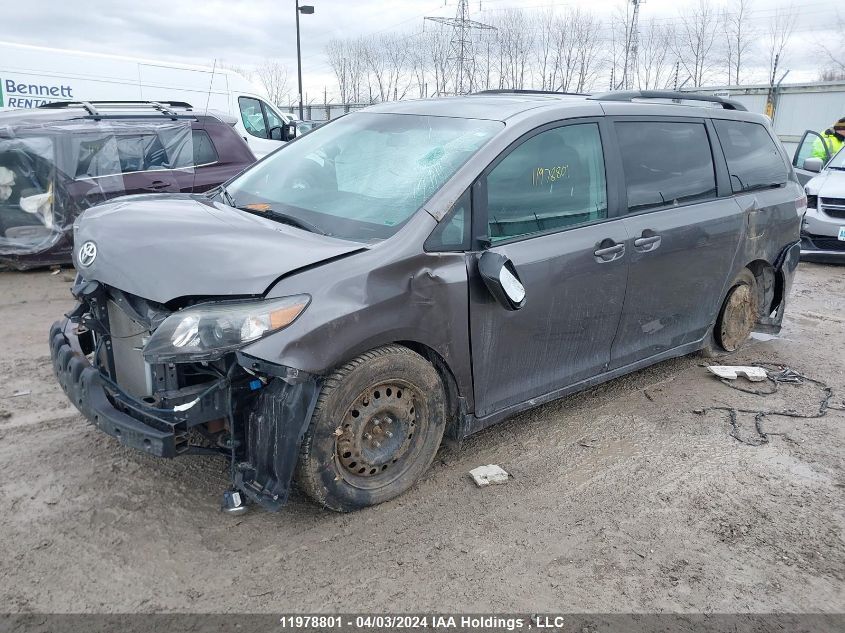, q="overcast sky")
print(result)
[1,0,841,101]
